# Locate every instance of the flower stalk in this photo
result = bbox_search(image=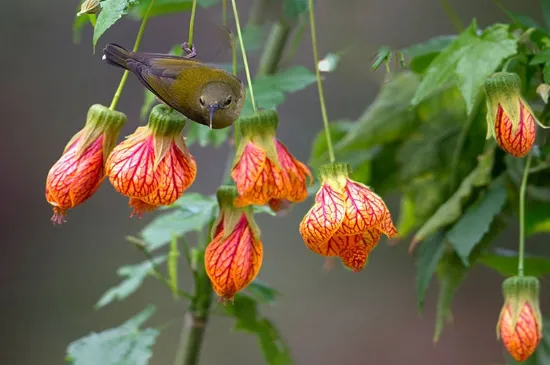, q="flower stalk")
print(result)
[518,154,532,276]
